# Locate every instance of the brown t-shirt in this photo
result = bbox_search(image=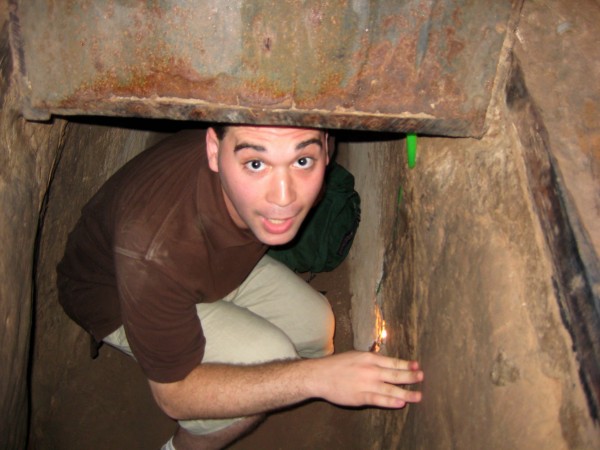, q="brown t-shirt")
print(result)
[57,129,267,383]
